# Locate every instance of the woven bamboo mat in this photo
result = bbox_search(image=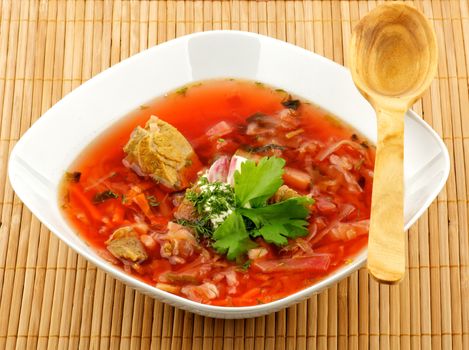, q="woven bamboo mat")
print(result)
[0,0,468,349]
